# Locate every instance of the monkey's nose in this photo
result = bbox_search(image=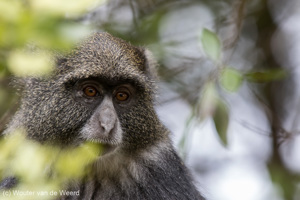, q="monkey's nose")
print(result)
[100,121,115,136]
[99,107,117,136]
